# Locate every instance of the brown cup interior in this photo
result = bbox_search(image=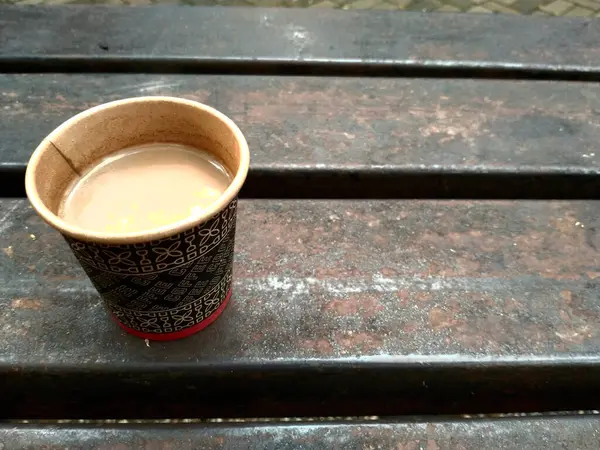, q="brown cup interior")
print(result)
[25,97,249,244]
